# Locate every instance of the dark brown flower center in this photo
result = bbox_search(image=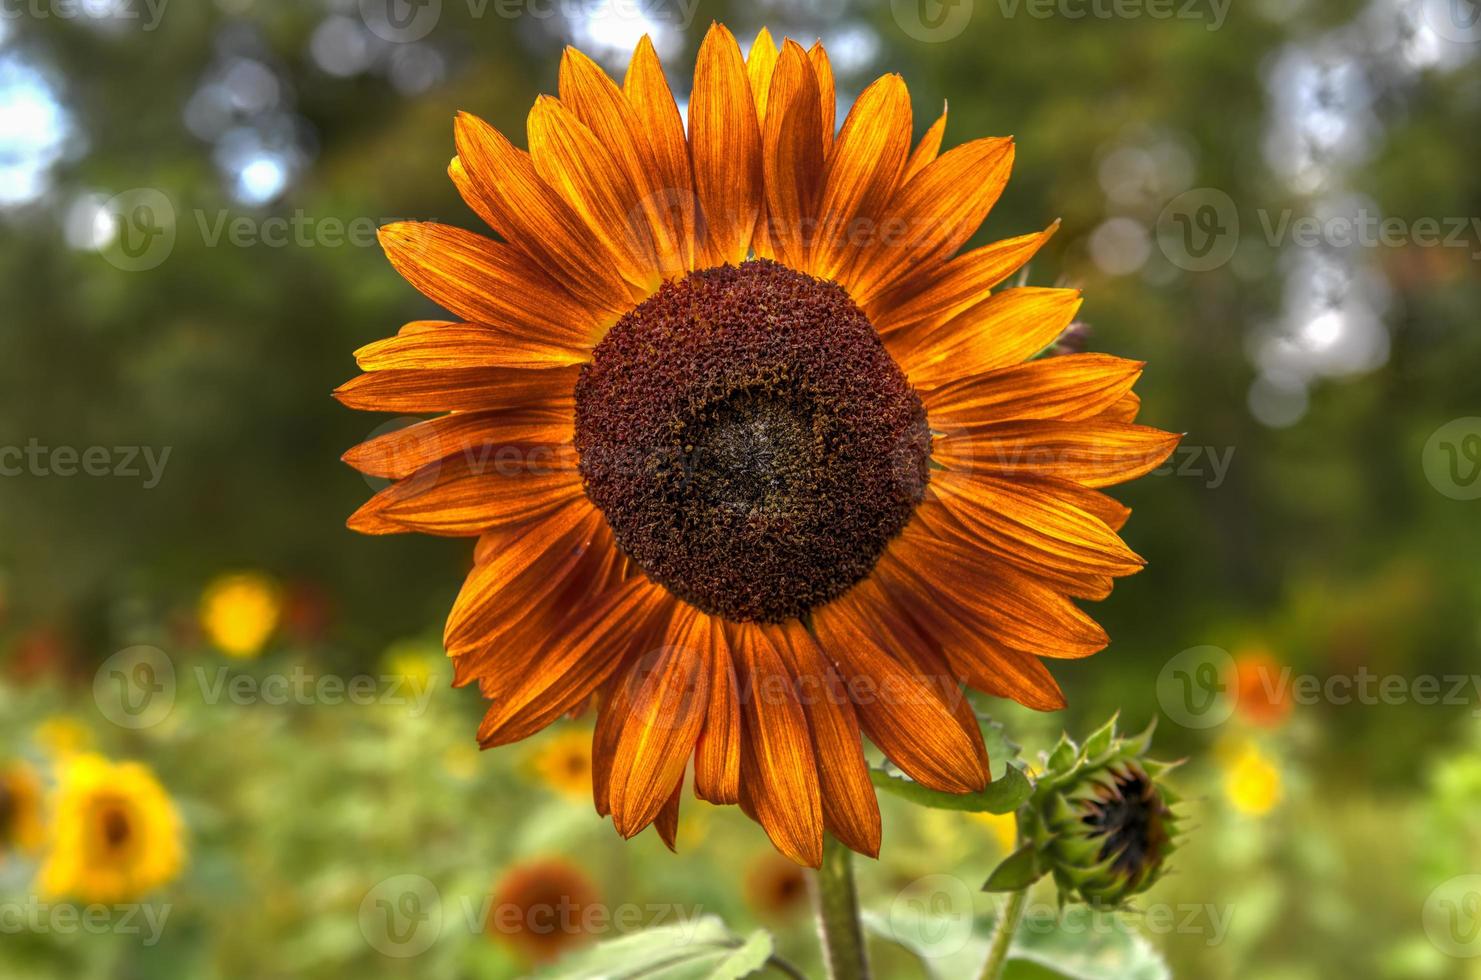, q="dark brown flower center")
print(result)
[574,259,930,623]
[1082,765,1171,878]
[0,782,15,844]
